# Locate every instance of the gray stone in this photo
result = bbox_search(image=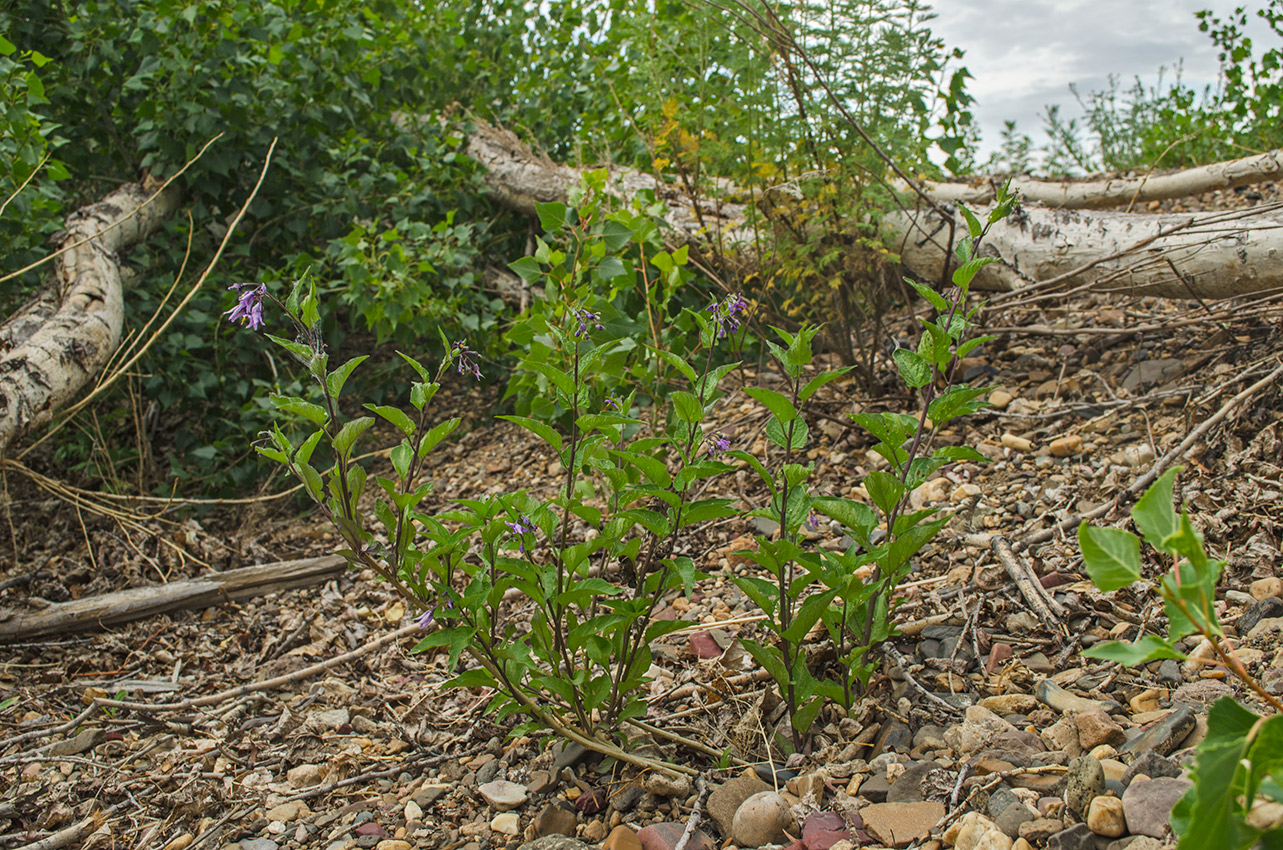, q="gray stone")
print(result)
[1121,358,1183,392]
[860,770,890,803]
[987,786,1023,819]
[478,779,528,811]
[551,741,588,773]
[886,761,936,803]
[1121,751,1181,787]
[241,841,279,850]
[1157,660,1181,685]
[1064,756,1106,819]
[995,803,1038,839]
[611,782,644,813]
[1171,679,1234,711]
[1121,707,1196,758]
[475,758,501,785]
[1122,777,1192,838]
[1036,680,1121,715]
[1105,837,1167,850]
[1047,822,1097,850]
[913,724,947,752]
[1239,597,1283,636]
